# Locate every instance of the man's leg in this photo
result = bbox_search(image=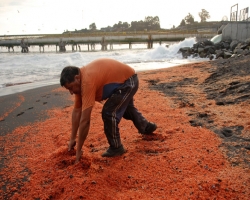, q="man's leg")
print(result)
[101,74,139,157]
[123,99,157,134]
[123,98,148,133]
